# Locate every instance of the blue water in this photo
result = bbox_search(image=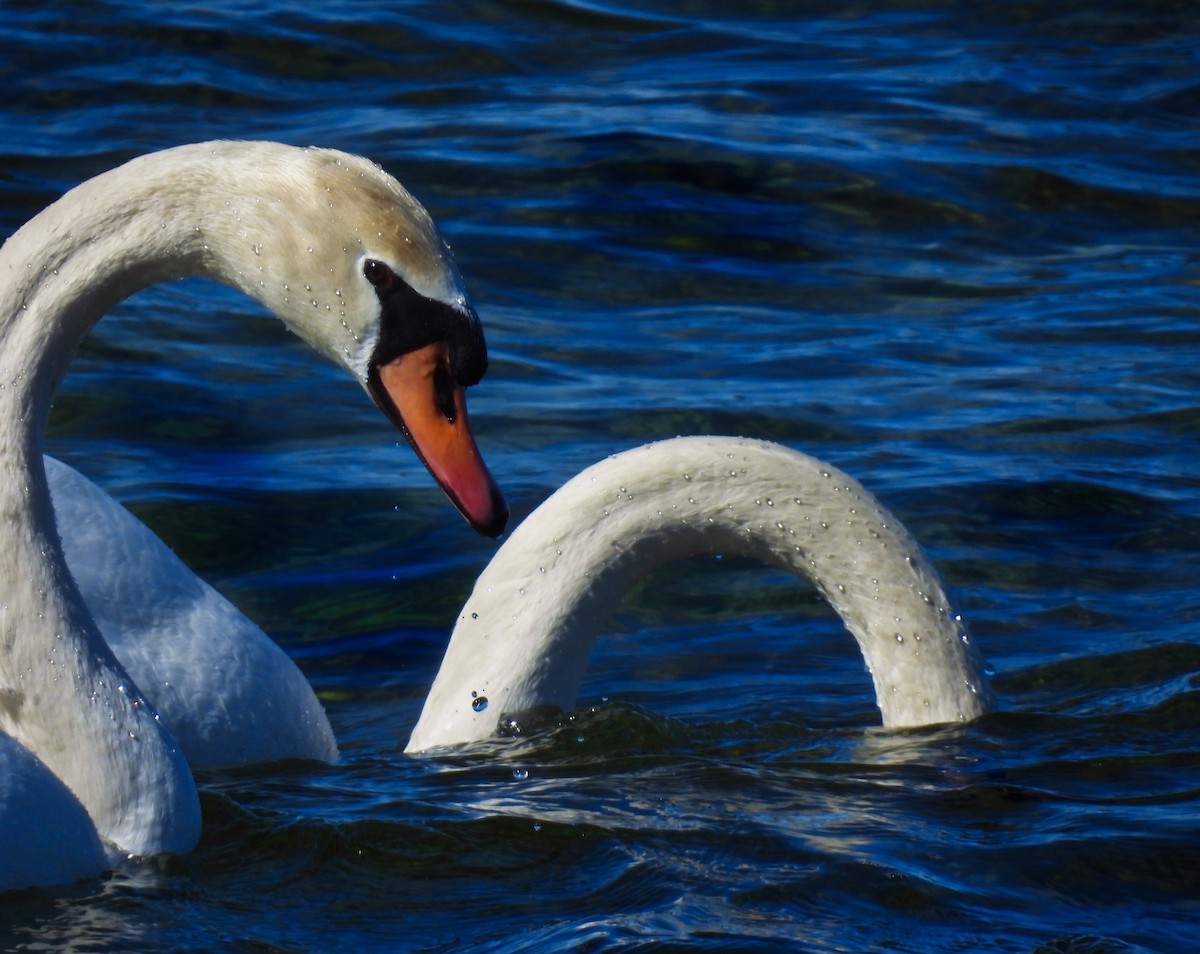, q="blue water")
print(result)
[2,2,1199,951]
